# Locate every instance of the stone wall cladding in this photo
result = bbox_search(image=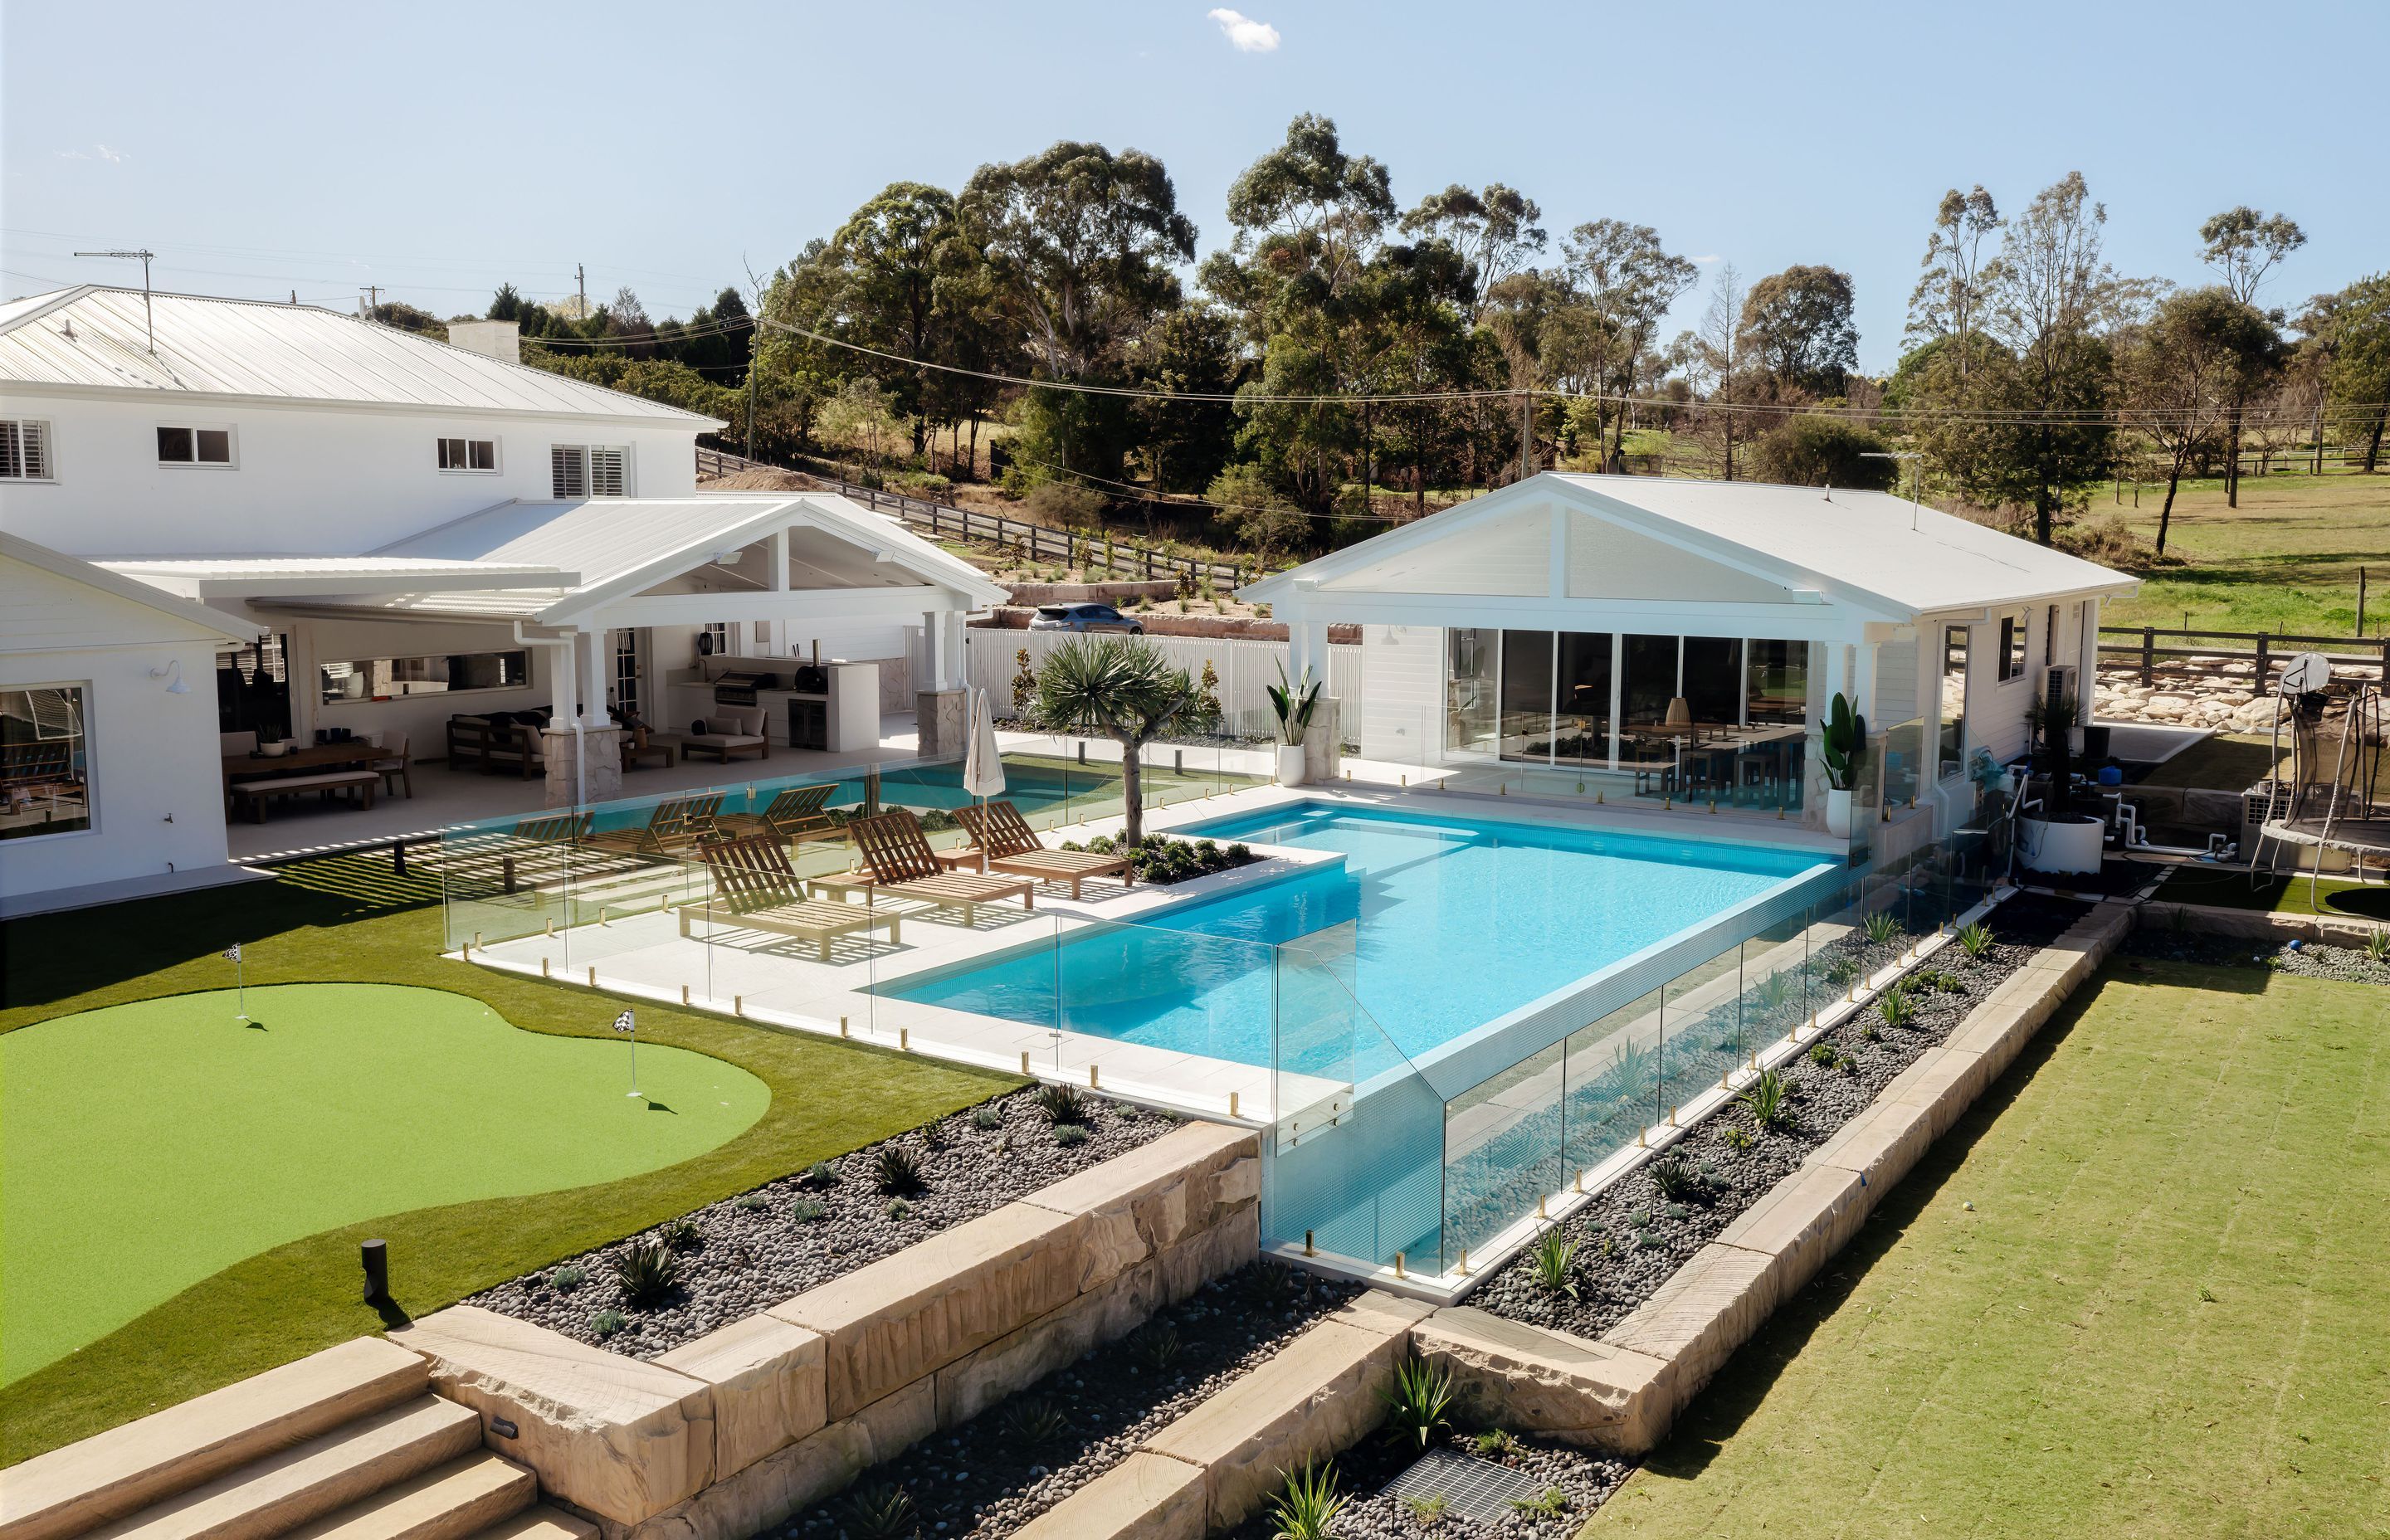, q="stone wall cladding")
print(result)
[1414,902,2134,1460]
[387,1121,1260,1540]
